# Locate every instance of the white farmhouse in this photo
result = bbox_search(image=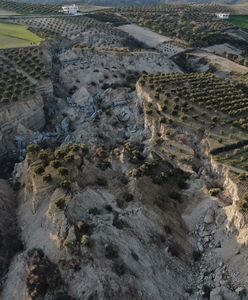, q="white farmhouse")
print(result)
[216,13,230,20]
[62,4,79,15]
